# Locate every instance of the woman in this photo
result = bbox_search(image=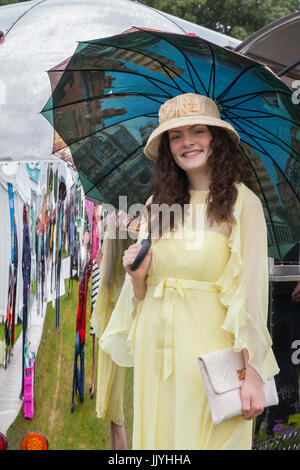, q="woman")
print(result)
[100,93,279,450]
